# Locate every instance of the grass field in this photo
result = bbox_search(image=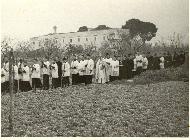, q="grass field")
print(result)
[1,78,189,137]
